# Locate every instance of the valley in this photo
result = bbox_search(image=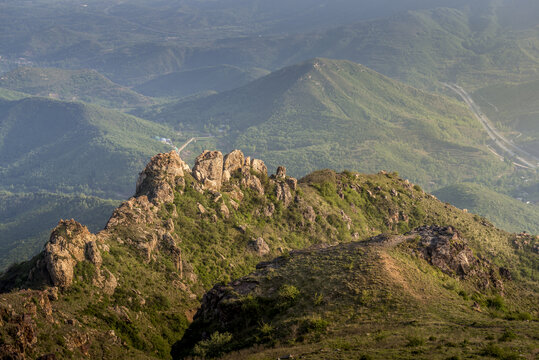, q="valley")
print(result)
[0,1,537,359]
